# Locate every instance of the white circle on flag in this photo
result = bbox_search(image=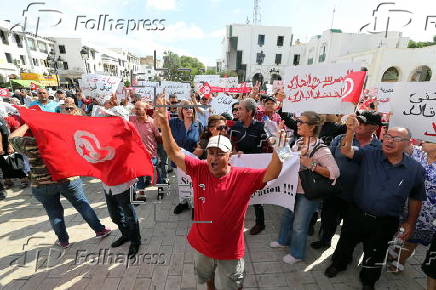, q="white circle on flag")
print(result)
[341,78,355,100]
[74,130,115,163]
